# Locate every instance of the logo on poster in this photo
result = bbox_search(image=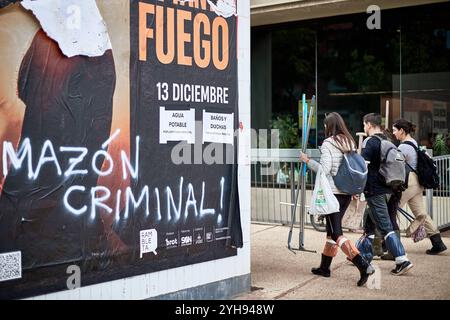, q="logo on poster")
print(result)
[181,235,193,246]
[165,232,179,249]
[194,227,205,244]
[140,229,158,258]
